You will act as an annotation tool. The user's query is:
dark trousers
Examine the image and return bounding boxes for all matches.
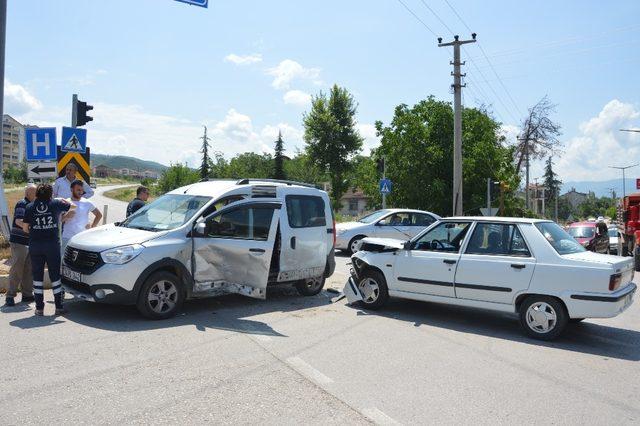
[30,240,62,310]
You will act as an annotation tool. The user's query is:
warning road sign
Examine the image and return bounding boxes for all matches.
[379,178,392,194]
[61,126,87,153]
[57,146,91,183]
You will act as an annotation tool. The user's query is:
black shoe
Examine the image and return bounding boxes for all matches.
[21,296,35,304]
[4,297,15,307]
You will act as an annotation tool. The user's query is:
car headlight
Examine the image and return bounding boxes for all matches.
[101,244,144,264]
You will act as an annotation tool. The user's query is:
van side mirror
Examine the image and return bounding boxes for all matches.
[193,222,207,237]
[403,240,412,250]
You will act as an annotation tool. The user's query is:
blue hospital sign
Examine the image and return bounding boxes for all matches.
[25,128,57,161]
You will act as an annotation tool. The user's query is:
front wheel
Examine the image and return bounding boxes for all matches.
[356,269,389,310]
[347,235,366,255]
[519,296,568,340]
[295,276,325,296]
[136,271,185,320]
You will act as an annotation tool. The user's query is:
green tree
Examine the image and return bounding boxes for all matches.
[199,126,212,179]
[542,156,562,218]
[273,130,286,180]
[157,163,200,194]
[283,151,325,185]
[223,152,273,179]
[374,97,519,216]
[304,84,363,208]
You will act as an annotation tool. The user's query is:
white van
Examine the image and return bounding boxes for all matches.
[61,179,336,319]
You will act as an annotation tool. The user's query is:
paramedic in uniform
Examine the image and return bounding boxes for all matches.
[22,183,75,316]
[53,164,94,199]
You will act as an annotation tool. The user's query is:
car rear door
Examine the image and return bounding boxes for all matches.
[192,200,280,299]
[278,192,328,281]
[392,221,472,298]
[454,222,536,304]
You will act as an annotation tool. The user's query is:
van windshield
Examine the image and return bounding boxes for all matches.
[120,194,211,231]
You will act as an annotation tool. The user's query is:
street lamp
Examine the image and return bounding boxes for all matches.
[609,164,639,199]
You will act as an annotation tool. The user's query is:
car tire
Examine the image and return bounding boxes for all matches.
[295,276,325,296]
[136,271,185,320]
[356,269,389,310]
[519,295,568,340]
[569,318,585,323]
[347,235,366,255]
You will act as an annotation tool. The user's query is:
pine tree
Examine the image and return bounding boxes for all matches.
[199,125,212,179]
[543,156,562,209]
[273,130,286,180]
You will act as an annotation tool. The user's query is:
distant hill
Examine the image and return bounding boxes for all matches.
[91,153,168,174]
[561,178,639,198]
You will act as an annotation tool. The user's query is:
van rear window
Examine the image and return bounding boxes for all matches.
[285,195,326,228]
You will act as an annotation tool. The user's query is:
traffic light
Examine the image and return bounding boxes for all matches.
[376,157,385,175]
[73,96,93,127]
[491,180,501,196]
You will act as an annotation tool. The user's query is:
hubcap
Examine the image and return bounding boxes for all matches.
[525,302,557,333]
[148,280,178,314]
[358,278,380,304]
[351,239,362,253]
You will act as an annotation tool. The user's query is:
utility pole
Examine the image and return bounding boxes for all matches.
[517,136,531,211]
[486,178,491,211]
[438,33,476,216]
[0,0,11,239]
[609,164,638,199]
[382,158,387,209]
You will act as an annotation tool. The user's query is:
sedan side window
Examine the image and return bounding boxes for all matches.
[379,213,411,226]
[412,222,471,252]
[207,207,274,240]
[465,223,531,257]
[412,213,435,227]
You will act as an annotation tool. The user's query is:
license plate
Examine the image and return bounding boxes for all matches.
[62,266,81,282]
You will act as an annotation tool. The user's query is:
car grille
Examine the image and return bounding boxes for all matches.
[64,246,103,274]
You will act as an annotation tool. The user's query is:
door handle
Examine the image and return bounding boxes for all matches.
[443,259,456,265]
[249,248,265,253]
[511,263,526,269]
[290,236,296,249]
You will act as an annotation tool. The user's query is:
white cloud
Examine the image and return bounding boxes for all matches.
[499,123,520,144]
[266,59,321,90]
[260,123,304,153]
[357,123,380,154]
[4,79,42,115]
[224,53,263,65]
[283,90,311,107]
[556,99,640,181]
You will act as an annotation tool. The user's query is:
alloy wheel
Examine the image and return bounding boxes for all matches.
[148,280,178,314]
[358,277,380,304]
[525,301,557,333]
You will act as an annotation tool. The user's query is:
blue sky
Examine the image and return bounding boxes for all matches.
[4,0,640,183]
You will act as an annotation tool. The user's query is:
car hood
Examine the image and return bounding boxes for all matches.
[563,251,628,266]
[359,237,406,252]
[336,221,365,231]
[67,224,164,252]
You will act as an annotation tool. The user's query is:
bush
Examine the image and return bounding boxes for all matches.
[157,164,200,194]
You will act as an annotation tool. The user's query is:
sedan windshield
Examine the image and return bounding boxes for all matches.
[120,194,211,231]
[567,226,595,238]
[358,210,391,224]
[536,222,586,255]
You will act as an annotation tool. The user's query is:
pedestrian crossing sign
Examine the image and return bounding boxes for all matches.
[379,178,392,195]
[61,126,87,153]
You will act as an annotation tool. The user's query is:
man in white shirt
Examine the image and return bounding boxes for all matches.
[61,180,103,251]
[53,164,94,199]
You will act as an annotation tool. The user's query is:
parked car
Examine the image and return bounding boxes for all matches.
[89,181,97,189]
[335,209,441,254]
[61,179,336,319]
[608,225,623,255]
[566,221,610,253]
[343,217,636,340]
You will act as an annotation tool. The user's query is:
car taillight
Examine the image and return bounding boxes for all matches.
[609,273,622,291]
[332,219,336,247]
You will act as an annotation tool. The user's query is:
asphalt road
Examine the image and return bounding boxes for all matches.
[90,184,135,224]
[1,195,639,424]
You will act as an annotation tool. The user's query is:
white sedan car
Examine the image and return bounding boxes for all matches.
[344,217,636,340]
[336,209,441,254]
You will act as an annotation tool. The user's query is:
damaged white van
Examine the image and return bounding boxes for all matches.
[61,179,336,319]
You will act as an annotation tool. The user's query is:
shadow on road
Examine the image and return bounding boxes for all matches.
[39,285,333,338]
[349,298,640,361]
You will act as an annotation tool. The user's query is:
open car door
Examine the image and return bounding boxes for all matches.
[192,200,281,299]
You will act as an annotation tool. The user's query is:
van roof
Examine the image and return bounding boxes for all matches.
[169,179,323,198]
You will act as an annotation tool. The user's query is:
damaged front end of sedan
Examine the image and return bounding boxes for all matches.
[342,237,406,304]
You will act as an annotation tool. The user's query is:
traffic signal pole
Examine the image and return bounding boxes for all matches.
[72,94,78,128]
[382,158,387,209]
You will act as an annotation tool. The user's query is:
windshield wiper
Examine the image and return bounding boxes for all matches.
[128,225,158,232]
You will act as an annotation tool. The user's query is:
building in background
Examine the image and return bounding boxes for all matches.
[93,164,116,178]
[561,188,589,210]
[2,114,25,170]
[339,188,369,217]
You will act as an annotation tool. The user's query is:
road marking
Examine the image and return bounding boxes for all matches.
[362,407,401,425]
[286,356,333,385]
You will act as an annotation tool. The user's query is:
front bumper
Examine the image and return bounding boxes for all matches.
[566,283,636,318]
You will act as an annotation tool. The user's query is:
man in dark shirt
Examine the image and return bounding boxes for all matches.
[23,184,73,316]
[4,184,36,307]
[126,186,150,217]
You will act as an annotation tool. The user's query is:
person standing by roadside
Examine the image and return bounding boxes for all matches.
[3,184,37,307]
[22,183,74,316]
[53,164,94,199]
[126,186,150,217]
[61,180,102,251]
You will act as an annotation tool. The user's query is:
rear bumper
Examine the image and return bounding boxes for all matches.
[565,283,636,318]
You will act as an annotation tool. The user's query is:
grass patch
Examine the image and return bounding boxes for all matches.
[103,186,156,203]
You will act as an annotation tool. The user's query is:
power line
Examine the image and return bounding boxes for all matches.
[395,0,438,37]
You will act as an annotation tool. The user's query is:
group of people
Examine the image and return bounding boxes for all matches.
[3,164,126,316]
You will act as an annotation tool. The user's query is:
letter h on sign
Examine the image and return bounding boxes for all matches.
[25,128,57,161]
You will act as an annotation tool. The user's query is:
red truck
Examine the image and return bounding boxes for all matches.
[621,193,640,270]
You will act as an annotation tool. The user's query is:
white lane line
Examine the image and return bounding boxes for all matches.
[286,356,334,385]
[362,407,401,425]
